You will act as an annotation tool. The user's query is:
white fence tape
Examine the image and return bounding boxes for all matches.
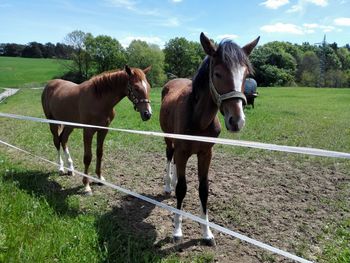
[0,139,313,263]
[0,112,350,159]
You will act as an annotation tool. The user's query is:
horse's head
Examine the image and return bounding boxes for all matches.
[125,65,152,121]
[200,33,259,132]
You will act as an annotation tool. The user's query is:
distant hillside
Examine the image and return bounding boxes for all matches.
[0,56,70,87]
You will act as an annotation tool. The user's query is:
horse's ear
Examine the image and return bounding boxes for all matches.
[143,66,152,74]
[125,65,132,76]
[200,32,216,56]
[242,36,260,56]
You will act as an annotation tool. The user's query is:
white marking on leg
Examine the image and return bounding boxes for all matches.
[173,214,183,238]
[164,160,173,193]
[57,150,64,174]
[171,160,177,189]
[84,182,92,195]
[200,204,214,240]
[99,175,106,181]
[63,147,74,175]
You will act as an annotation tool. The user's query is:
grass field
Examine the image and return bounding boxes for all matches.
[0,86,349,262]
[0,56,69,87]
[2,57,349,262]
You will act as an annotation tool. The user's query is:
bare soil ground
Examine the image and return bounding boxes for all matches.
[65,147,350,263]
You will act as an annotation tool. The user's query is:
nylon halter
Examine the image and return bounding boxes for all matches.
[127,82,151,111]
[208,59,247,108]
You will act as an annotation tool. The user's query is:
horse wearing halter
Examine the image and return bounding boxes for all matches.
[208,58,247,107]
[127,81,151,111]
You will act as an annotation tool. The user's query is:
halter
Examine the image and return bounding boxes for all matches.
[127,82,151,111]
[208,59,247,108]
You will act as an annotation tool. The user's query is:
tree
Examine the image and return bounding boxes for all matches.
[250,43,297,86]
[336,47,350,70]
[164,37,205,78]
[21,42,43,58]
[85,35,126,74]
[126,40,166,86]
[298,51,320,86]
[42,42,56,58]
[3,43,25,57]
[64,30,92,81]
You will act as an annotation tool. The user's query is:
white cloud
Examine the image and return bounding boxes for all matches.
[106,0,136,10]
[260,0,289,9]
[216,34,239,40]
[120,36,164,48]
[303,23,319,29]
[171,0,183,2]
[162,17,180,27]
[334,17,350,26]
[260,23,304,34]
[287,0,328,13]
[308,0,328,6]
[261,22,337,35]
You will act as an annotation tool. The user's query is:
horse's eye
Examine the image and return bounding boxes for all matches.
[214,72,222,79]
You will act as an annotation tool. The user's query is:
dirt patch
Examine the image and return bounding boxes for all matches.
[76,148,350,263]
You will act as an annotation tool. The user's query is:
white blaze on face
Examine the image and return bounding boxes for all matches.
[232,66,246,128]
[141,80,147,92]
[141,79,152,115]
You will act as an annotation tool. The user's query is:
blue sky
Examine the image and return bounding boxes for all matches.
[0,0,349,48]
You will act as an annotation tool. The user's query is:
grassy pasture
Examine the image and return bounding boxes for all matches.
[0,56,69,87]
[0,86,349,262]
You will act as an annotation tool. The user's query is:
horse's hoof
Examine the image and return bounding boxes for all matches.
[84,190,93,196]
[97,176,106,186]
[202,238,216,247]
[58,169,65,176]
[67,170,74,176]
[173,236,183,244]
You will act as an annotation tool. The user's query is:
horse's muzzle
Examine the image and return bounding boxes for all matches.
[141,110,152,121]
[225,115,245,132]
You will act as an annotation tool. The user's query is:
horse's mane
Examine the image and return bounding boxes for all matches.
[192,40,253,97]
[90,69,128,95]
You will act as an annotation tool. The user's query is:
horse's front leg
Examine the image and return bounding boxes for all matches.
[198,148,215,246]
[173,149,190,243]
[96,129,108,182]
[164,138,176,194]
[83,128,96,195]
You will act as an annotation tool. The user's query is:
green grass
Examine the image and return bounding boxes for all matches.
[0,56,69,87]
[0,86,349,262]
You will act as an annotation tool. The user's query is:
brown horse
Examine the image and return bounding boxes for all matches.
[42,65,152,195]
[159,33,259,245]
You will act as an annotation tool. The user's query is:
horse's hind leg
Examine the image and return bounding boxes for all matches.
[60,126,75,176]
[95,129,108,182]
[164,138,176,194]
[49,124,64,175]
[197,149,215,246]
[82,128,96,195]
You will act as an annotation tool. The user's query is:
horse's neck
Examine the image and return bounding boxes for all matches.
[191,64,218,131]
[94,72,128,107]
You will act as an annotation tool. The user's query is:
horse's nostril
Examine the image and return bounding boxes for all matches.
[229,117,234,126]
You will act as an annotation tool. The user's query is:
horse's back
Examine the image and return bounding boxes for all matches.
[160,78,192,134]
[42,79,80,121]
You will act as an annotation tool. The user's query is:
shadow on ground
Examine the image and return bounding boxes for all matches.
[3,169,81,217]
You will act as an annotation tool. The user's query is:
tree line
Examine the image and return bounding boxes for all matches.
[1,30,350,88]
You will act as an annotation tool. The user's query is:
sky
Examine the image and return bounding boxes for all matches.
[0,0,350,48]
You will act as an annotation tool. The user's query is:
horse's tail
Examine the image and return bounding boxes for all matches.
[41,81,57,120]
